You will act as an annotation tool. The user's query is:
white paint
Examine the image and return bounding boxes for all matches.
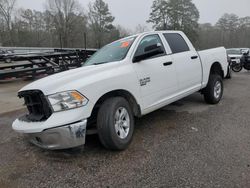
[12,31,228,133]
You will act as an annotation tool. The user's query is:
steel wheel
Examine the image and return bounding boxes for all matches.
[97,97,135,150]
[214,81,222,99]
[114,107,130,139]
[203,74,223,104]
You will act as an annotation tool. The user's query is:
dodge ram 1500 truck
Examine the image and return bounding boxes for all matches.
[13,31,228,150]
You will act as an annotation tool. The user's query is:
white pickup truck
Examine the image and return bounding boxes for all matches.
[13,31,228,150]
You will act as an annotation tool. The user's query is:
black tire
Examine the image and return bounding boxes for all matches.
[97,97,134,150]
[225,66,232,79]
[203,74,223,104]
[232,64,243,72]
[243,63,250,71]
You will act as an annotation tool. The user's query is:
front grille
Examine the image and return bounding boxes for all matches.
[18,90,52,122]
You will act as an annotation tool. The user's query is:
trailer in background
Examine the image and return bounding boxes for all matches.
[0,48,97,80]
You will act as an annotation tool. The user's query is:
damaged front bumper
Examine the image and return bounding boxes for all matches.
[16,120,87,150]
[12,106,91,150]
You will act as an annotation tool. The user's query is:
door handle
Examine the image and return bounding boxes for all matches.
[163,62,173,66]
[191,56,198,59]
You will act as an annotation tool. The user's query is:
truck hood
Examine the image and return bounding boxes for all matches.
[20,62,122,95]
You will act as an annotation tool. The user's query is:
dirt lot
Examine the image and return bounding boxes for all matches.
[0,72,250,188]
[0,61,33,114]
[0,80,32,114]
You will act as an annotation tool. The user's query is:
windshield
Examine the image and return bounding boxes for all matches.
[227,49,242,55]
[85,37,136,66]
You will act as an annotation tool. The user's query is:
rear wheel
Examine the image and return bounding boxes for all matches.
[225,66,232,79]
[243,63,250,71]
[203,74,223,104]
[97,97,134,150]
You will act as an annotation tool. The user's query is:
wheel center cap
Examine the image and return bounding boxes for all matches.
[120,122,123,127]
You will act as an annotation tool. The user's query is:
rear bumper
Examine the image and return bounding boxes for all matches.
[23,120,87,150]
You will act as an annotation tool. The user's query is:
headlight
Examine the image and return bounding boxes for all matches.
[48,91,88,112]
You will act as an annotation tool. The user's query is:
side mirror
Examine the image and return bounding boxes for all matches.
[133,43,164,63]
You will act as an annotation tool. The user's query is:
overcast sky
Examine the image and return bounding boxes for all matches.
[17,0,250,29]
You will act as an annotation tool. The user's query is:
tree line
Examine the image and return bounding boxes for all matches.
[0,0,124,48]
[198,13,250,50]
[0,0,250,49]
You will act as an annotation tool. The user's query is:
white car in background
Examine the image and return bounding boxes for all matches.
[227,48,250,72]
[227,48,243,64]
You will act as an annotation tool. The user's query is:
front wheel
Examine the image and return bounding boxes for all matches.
[232,63,243,72]
[203,74,224,104]
[97,97,134,150]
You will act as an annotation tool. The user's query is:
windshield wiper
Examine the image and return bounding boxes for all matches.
[92,62,108,65]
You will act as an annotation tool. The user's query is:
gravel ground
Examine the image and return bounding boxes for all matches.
[0,79,32,114]
[0,72,250,188]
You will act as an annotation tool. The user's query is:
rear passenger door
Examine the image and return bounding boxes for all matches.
[163,33,202,93]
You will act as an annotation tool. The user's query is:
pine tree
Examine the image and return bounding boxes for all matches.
[148,0,200,42]
[88,0,115,48]
[147,0,169,30]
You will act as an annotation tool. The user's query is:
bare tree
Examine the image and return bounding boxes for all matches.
[0,0,16,45]
[134,24,149,34]
[198,14,250,49]
[116,25,131,38]
[46,0,83,48]
[217,13,240,47]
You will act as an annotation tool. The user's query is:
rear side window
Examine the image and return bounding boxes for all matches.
[163,33,190,54]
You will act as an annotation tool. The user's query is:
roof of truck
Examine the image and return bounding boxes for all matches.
[116,30,183,43]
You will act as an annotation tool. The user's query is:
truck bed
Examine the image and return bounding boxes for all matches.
[198,47,228,88]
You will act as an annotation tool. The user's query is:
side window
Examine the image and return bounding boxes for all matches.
[163,33,190,54]
[134,34,165,59]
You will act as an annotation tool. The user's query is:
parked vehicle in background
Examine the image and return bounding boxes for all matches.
[227,48,244,72]
[227,48,250,72]
[241,48,250,71]
[12,31,228,151]
[241,48,249,55]
[0,49,14,63]
[0,50,7,62]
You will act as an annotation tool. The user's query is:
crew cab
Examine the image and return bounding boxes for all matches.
[12,31,228,150]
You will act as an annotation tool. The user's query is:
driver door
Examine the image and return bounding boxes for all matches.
[132,34,178,111]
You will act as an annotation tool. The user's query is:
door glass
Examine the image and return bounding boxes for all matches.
[134,35,165,59]
[163,33,190,54]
